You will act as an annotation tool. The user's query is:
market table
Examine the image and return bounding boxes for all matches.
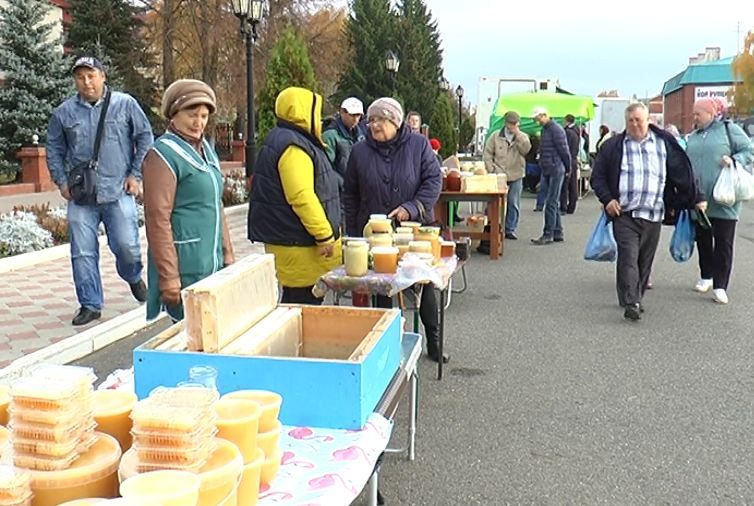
[258,332,421,506]
[434,190,507,260]
[313,256,459,380]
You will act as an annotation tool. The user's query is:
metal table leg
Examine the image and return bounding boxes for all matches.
[437,287,446,380]
[367,469,379,506]
[408,369,417,461]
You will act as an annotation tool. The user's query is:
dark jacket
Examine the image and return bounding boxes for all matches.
[538,120,571,176]
[590,125,703,223]
[249,121,341,246]
[344,125,442,237]
[564,123,580,166]
[323,116,366,181]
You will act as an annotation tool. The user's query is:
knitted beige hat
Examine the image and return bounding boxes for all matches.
[367,97,404,128]
[162,79,217,118]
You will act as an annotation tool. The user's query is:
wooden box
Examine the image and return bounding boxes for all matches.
[133,306,402,430]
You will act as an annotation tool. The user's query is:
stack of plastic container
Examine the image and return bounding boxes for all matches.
[0,465,31,506]
[129,386,218,473]
[9,366,96,472]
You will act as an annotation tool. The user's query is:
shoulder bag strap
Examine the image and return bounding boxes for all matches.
[91,90,112,167]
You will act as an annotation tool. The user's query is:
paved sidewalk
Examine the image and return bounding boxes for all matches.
[0,205,258,367]
[0,191,66,214]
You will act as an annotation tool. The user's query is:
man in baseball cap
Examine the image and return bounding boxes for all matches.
[72,56,105,74]
[323,96,366,181]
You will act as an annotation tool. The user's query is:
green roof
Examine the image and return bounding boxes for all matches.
[662,57,735,95]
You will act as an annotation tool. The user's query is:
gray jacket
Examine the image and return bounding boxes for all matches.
[483,128,531,181]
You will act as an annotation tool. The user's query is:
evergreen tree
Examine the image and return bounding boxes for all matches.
[66,0,157,123]
[394,0,443,124]
[334,0,397,107]
[0,0,72,180]
[431,92,457,158]
[257,27,318,144]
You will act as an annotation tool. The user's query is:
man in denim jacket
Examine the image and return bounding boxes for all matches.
[46,56,154,326]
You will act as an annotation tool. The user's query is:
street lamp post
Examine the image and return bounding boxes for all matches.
[455,84,464,153]
[231,0,265,179]
[385,50,400,95]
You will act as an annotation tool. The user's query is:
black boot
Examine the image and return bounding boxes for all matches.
[426,335,449,363]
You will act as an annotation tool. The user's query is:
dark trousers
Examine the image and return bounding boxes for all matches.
[281,286,323,305]
[560,167,578,213]
[695,218,737,290]
[613,215,661,306]
[376,287,439,344]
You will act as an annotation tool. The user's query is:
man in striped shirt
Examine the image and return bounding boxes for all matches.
[591,103,702,321]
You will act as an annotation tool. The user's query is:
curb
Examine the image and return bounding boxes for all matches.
[0,204,249,274]
[0,306,153,383]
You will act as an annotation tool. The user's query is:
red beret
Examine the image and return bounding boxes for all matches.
[430,138,441,150]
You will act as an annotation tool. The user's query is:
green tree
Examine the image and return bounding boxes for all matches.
[0,0,72,181]
[394,0,443,124]
[431,92,457,158]
[334,0,397,107]
[731,31,754,117]
[66,0,158,122]
[459,109,475,152]
[257,27,318,144]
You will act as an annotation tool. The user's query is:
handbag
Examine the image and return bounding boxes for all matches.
[584,211,617,262]
[67,90,111,206]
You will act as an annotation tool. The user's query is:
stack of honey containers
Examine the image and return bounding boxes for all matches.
[9,365,97,471]
[129,386,218,473]
[217,390,283,505]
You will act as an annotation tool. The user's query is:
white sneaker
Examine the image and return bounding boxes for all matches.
[694,278,713,293]
[713,289,729,304]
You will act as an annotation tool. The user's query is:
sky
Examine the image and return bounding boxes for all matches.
[424,0,754,107]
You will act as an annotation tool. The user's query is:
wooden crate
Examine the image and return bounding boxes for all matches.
[133,306,402,430]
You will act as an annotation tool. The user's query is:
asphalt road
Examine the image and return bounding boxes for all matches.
[71,193,754,505]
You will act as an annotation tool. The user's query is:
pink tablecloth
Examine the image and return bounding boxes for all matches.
[258,413,393,505]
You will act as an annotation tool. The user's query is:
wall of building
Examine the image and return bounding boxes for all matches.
[664,85,698,134]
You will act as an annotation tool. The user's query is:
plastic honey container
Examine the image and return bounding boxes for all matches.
[400,221,421,233]
[237,448,264,506]
[256,420,281,459]
[368,233,393,249]
[259,447,283,486]
[440,241,456,258]
[0,425,8,449]
[213,398,261,464]
[28,432,121,506]
[0,384,9,426]
[371,246,399,274]
[408,240,432,254]
[221,391,281,433]
[91,390,137,453]
[120,470,200,506]
[364,215,392,234]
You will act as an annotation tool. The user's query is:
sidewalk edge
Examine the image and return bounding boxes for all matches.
[0,306,148,383]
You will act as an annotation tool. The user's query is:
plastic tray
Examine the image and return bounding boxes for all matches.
[25,364,96,386]
[10,377,82,409]
[135,458,206,474]
[134,440,214,466]
[146,386,218,408]
[12,436,79,458]
[12,451,79,471]
[9,419,91,443]
[130,404,213,433]
[131,425,217,448]
[9,404,92,425]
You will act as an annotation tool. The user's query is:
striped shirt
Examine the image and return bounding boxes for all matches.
[619,131,667,222]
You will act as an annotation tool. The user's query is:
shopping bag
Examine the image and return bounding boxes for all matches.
[733,162,754,202]
[669,209,695,262]
[584,212,617,262]
[712,165,736,207]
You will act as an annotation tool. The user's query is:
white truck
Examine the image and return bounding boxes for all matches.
[473,76,559,154]
[587,97,630,153]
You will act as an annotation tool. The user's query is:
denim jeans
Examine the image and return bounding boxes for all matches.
[505,178,522,234]
[542,173,564,238]
[536,176,548,210]
[68,194,143,310]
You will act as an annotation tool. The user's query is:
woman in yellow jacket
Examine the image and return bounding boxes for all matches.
[247,87,342,304]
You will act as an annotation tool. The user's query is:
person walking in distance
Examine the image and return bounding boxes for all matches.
[530,107,570,244]
[591,103,701,320]
[561,114,580,214]
[46,56,153,326]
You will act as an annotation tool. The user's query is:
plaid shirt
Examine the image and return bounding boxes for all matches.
[619,131,667,222]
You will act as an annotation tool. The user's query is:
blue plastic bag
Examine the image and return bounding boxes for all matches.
[584,212,617,262]
[669,209,695,262]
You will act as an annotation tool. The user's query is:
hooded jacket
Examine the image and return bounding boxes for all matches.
[247,87,342,287]
[343,124,442,237]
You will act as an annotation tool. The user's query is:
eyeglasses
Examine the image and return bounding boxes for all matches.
[367,117,388,126]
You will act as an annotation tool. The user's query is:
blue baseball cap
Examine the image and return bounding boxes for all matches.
[72,56,105,73]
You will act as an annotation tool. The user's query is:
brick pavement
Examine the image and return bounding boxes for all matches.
[0,205,260,367]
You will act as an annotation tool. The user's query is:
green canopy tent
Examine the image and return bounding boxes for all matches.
[487,92,595,139]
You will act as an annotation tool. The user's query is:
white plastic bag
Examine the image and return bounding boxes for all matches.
[733,163,754,202]
[712,165,736,207]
